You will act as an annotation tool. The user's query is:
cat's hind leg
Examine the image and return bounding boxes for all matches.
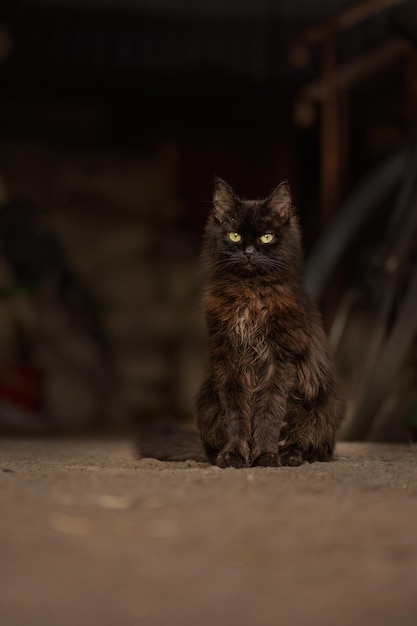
[196,377,226,465]
[279,393,342,466]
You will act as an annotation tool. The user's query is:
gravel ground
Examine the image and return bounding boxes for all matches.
[1,438,417,626]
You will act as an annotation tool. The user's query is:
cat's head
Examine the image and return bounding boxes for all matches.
[202,178,302,280]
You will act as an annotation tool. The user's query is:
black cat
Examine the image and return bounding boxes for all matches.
[138,179,344,467]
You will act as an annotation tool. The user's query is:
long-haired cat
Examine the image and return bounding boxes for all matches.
[196,178,344,467]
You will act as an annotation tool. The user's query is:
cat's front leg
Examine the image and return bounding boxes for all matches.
[217,439,250,469]
[251,402,283,467]
[251,364,296,467]
[216,379,252,468]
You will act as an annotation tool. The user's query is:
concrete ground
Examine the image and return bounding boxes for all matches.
[1,438,417,626]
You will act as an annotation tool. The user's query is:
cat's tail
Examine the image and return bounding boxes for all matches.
[137,418,208,463]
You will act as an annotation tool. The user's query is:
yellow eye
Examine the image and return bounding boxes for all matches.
[260,233,274,244]
[228,232,242,243]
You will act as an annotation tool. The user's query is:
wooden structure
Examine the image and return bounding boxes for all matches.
[291,0,416,225]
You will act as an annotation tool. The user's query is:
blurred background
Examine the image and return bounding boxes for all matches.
[0,0,416,440]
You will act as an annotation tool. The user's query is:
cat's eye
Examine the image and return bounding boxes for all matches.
[228,232,242,243]
[260,233,275,244]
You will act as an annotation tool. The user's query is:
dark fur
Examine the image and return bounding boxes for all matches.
[137,419,207,463]
[196,179,344,468]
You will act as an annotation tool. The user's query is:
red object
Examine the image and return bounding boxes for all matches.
[0,364,43,422]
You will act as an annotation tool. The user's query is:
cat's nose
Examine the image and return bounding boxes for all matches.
[244,245,255,256]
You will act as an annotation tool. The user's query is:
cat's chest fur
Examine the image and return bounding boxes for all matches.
[222,286,280,389]
[232,292,269,348]
[206,283,279,352]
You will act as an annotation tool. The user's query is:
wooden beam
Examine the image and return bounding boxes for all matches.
[320,28,342,223]
[301,0,406,44]
[405,46,417,126]
[297,38,409,106]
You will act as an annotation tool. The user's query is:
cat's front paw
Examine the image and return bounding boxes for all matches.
[217,450,249,469]
[252,452,281,467]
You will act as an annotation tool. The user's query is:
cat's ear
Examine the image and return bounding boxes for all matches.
[213,178,237,223]
[267,182,293,220]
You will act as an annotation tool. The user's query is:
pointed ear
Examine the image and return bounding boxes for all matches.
[213,178,237,223]
[267,182,293,220]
